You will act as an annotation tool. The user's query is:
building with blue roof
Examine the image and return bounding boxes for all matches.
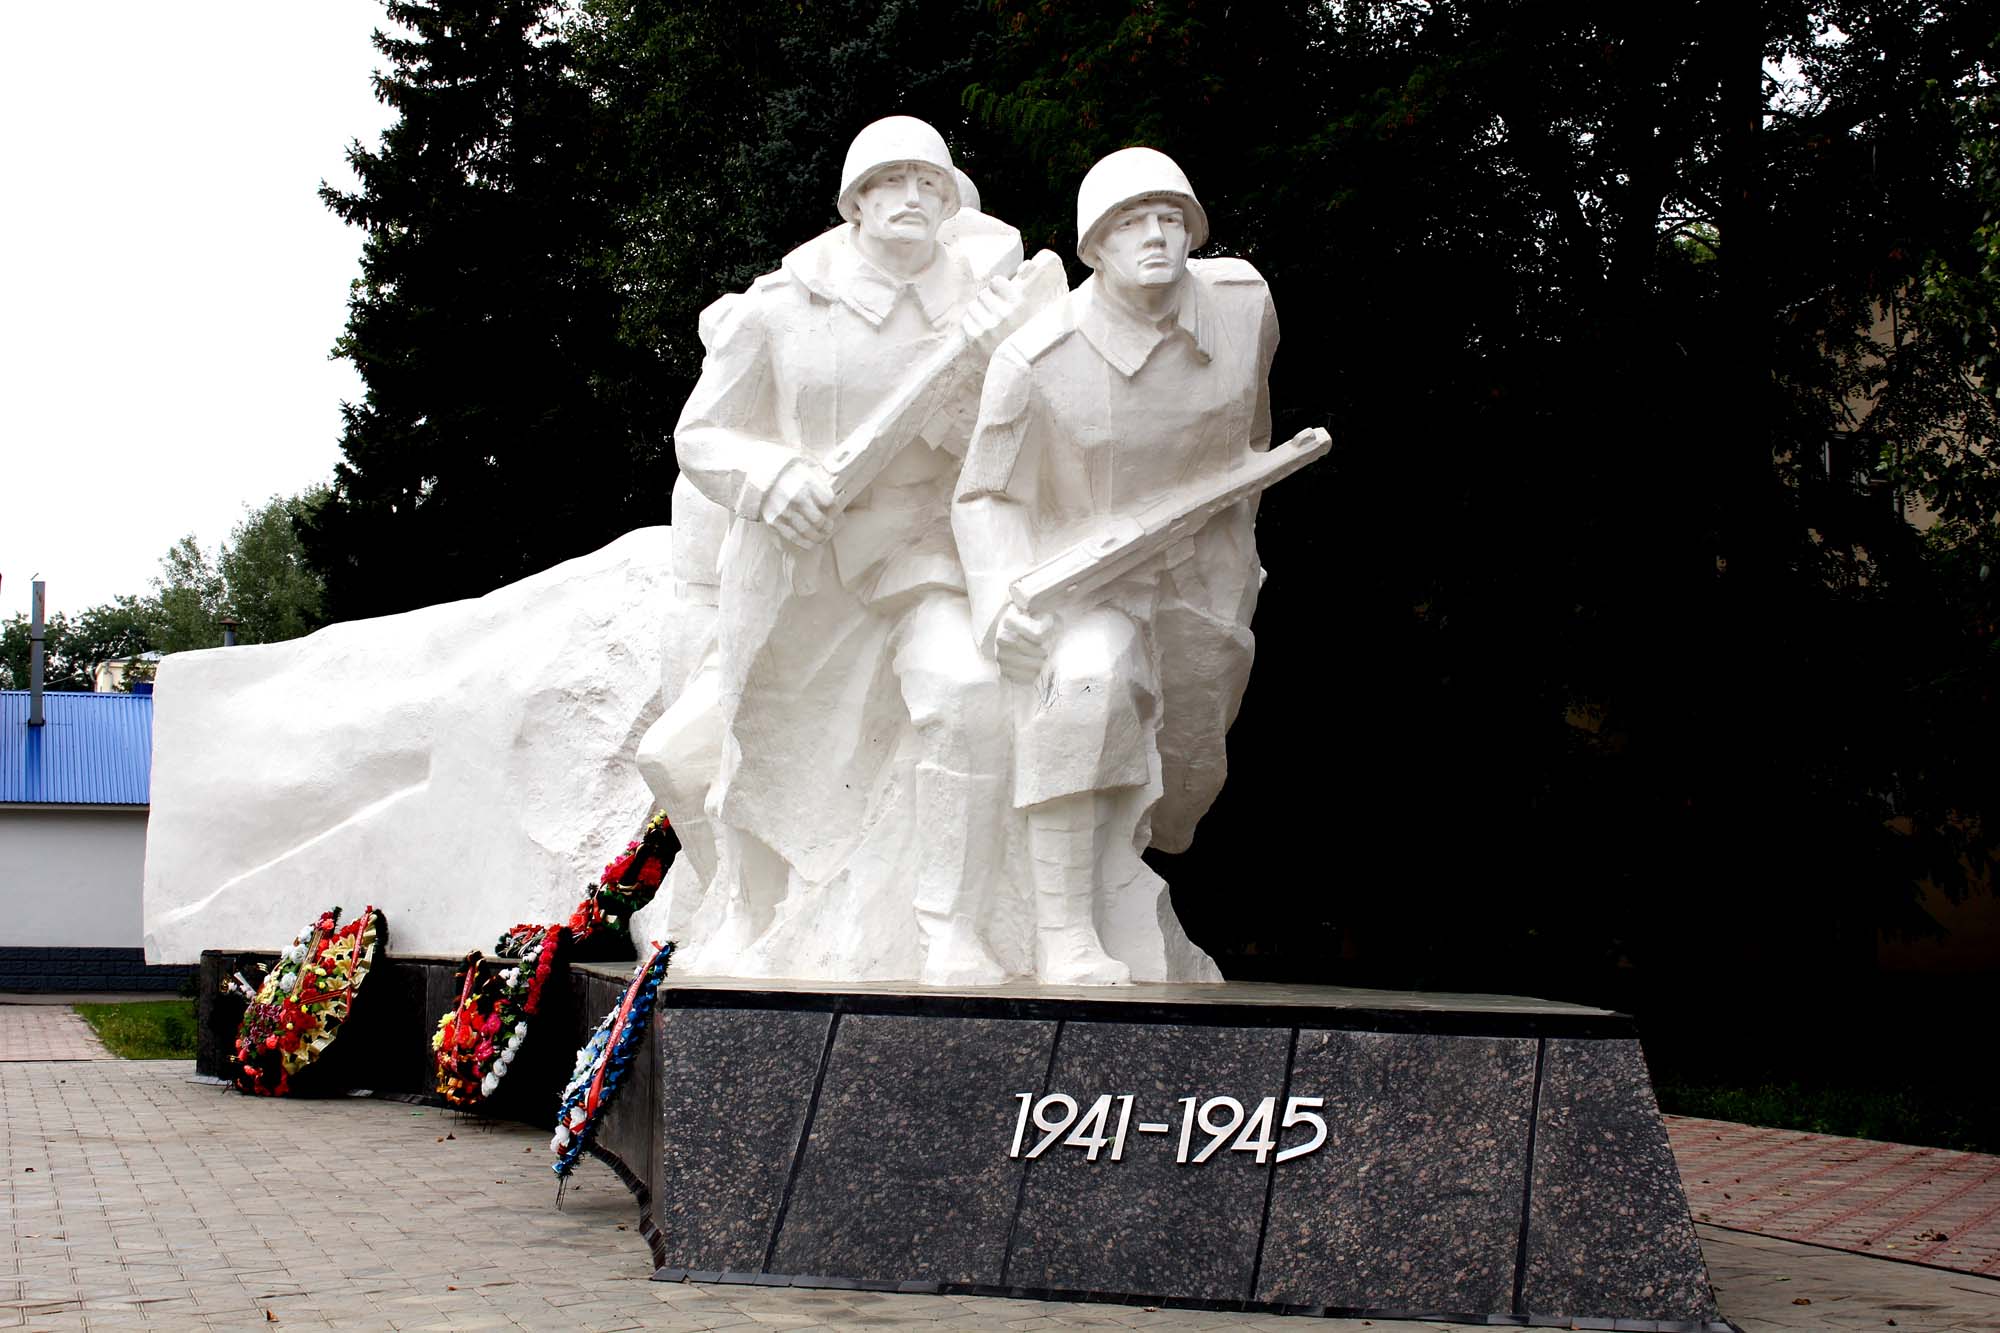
[1,689,191,991]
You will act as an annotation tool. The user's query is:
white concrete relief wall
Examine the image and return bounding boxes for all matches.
[142,527,682,963]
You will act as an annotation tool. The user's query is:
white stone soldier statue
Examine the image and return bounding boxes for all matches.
[669,116,1045,984]
[954,148,1275,985]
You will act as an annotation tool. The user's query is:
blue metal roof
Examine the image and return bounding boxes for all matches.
[0,690,153,805]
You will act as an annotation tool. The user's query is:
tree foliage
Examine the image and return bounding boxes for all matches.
[0,599,153,693]
[148,490,331,651]
[942,0,2000,982]
[298,0,1999,984]
[301,0,670,619]
[0,491,329,689]
[148,534,226,656]
[220,489,330,646]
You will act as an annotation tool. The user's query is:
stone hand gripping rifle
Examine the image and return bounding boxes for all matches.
[1007,426,1333,617]
[788,250,1070,594]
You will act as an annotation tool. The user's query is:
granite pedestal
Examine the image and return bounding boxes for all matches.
[196,958,1724,1328]
[647,979,1727,1331]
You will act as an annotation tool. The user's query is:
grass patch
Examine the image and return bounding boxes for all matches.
[1656,1080,1998,1156]
[74,1000,197,1059]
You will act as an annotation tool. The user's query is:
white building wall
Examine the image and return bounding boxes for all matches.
[0,808,149,948]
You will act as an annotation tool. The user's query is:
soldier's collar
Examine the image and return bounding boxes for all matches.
[1073,273,1213,378]
[782,226,968,329]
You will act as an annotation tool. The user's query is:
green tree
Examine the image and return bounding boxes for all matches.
[151,491,330,649]
[958,0,1999,978]
[220,489,329,644]
[0,598,152,692]
[147,534,225,654]
[1,489,331,689]
[301,0,669,620]
[285,0,1995,993]
[572,0,1014,400]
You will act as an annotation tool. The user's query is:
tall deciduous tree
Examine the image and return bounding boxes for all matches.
[1,489,331,687]
[0,599,152,693]
[221,489,330,645]
[147,535,226,654]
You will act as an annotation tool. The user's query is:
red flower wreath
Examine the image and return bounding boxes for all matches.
[230,906,386,1097]
[431,811,677,1109]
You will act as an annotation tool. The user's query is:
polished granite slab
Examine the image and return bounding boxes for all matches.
[1256,1030,1536,1312]
[646,986,1720,1329]
[769,1014,1055,1284]
[650,975,1629,1038]
[1005,1021,1291,1299]
[657,974,1618,1012]
[656,1008,831,1273]
[1521,1038,1722,1324]
[196,953,1717,1327]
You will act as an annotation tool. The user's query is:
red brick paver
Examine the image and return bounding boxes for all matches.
[0,1005,111,1062]
[1670,1113,2000,1277]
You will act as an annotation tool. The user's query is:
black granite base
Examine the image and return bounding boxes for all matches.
[192,957,1726,1329]
[647,980,1728,1331]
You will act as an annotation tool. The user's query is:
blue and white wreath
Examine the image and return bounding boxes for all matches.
[551,939,674,1181]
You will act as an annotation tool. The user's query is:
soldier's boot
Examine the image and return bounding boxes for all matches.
[913,764,1007,986]
[1029,796,1130,986]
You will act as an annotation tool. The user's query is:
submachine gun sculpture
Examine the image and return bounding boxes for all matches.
[1008,425,1332,616]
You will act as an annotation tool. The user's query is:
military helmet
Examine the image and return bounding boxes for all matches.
[953,167,982,214]
[836,116,962,224]
[1074,146,1209,261]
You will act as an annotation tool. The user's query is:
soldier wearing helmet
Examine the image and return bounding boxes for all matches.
[953,147,1277,985]
[669,116,1043,985]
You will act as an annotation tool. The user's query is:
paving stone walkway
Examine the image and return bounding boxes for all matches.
[0,1006,109,1063]
[5,1058,2000,1330]
[1670,1115,2000,1278]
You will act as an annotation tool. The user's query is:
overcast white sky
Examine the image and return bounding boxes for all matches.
[0,3,397,624]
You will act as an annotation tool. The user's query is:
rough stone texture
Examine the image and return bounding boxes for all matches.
[1522,1037,1720,1322]
[655,1007,832,1274]
[1256,1030,1537,1313]
[1006,1021,1290,1299]
[143,527,681,964]
[771,1013,1055,1284]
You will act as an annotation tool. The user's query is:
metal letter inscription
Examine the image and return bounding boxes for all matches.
[1008,1093,1327,1165]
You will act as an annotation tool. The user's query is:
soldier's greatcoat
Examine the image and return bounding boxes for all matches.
[954,257,1278,849]
[675,223,1014,894]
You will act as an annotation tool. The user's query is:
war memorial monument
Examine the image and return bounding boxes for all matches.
[152,117,1724,1328]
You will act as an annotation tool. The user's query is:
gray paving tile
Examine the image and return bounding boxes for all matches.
[12,1059,2000,1331]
